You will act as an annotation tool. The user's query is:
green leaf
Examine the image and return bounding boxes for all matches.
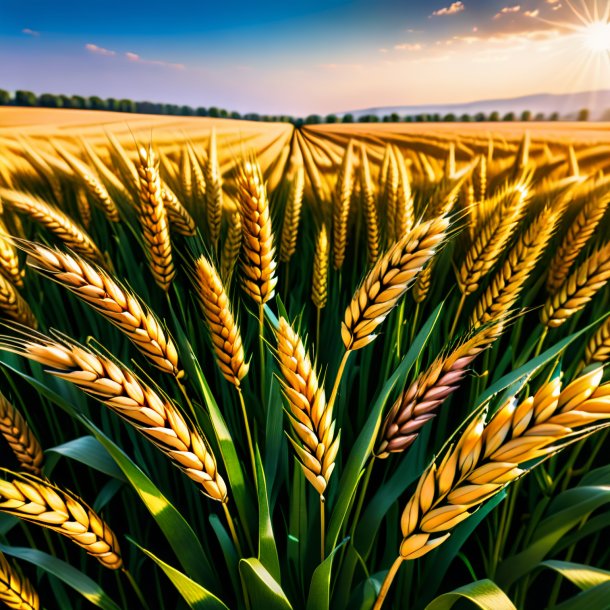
[239,558,293,610]
[424,579,517,610]
[132,539,230,610]
[256,447,281,581]
[45,436,126,481]
[305,538,348,610]
[552,582,610,610]
[0,545,121,610]
[539,561,610,590]
[327,302,444,551]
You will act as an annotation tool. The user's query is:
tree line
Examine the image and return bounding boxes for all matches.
[0,89,595,124]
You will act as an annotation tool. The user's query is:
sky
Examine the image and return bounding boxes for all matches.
[0,0,609,115]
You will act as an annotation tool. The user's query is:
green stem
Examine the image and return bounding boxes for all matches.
[449,292,466,338]
[259,303,266,407]
[316,307,322,353]
[177,378,199,423]
[373,556,404,610]
[238,387,257,486]
[327,351,351,416]
[409,302,420,344]
[123,568,150,610]
[320,496,326,562]
[533,326,549,358]
[223,502,243,557]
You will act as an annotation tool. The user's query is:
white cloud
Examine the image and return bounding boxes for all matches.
[524,9,539,17]
[494,5,521,18]
[125,52,185,70]
[22,28,39,36]
[85,43,116,57]
[394,43,423,51]
[430,2,465,17]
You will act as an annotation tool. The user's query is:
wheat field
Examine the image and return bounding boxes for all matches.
[0,107,610,609]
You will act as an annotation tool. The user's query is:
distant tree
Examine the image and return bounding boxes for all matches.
[382,115,391,122]
[549,111,560,121]
[117,99,135,112]
[71,95,87,109]
[577,108,590,121]
[415,113,428,122]
[460,113,471,122]
[195,107,208,116]
[59,95,73,108]
[342,113,354,123]
[474,112,486,122]
[38,93,62,108]
[219,109,228,118]
[88,96,106,110]
[389,112,400,122]
[305,114,322,124]
[404,115,414,122]
[503,112,515,121]
[293,117,304,127]
[179,105,193,116]
[431,113,440,122]
[489,111,500,122]
[0,89,10,105]
[244,113,260,121]
[443,113,456,122]
[230,111,241,119]
[534,112,545,121]
[208,106,220,118]
[106,98,118,111]
[601,108,610,121]
[14,90,37,106]
[520,110,532,121]
[164,104,180,115]
[325,114,338,123]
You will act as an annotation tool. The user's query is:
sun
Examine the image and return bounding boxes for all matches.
[583,20,610,52]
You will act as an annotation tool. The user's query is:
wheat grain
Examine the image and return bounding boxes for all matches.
[394,147,415,240]
[333,141,354,270]
[0,471,122,570]
[279,166,305,263]
[312,224,330,310]
[0,221,24,288]
[220,210,242,283]
[22,241,182,376]
[342,215,450,351]
[236,158,278,304]
[136,145,175,291]
[474,155,487,204]
[383,147,399,243]
[360,146,380,264]
[205,129,223,247]
[0,188,105,266]
[276,317,340,497]
[546,192,610,294]
[0,551,39,610]
[0,274,36,328]
[193,255,249,386]
[161,185,196,236]
[583,317,610,367]
[75,188,91,229]
[541,241,610,328]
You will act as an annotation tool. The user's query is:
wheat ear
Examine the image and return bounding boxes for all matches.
[342,215,450,351]
[236,158,278,305]
[0,551,39,610]
[582,317,610,368]
[471,206,559,328]
[0,471,122,570]
[23,241,182,376]
[136,145,176,291]
[106,133,139,193]
[0,274,37,328]
[360,146,380,264]
[546,192,610,294]
[0,330,227,502]
[0,188,104,266]
[0,221,24,288]
[221,210,243,283]
[180,146,194,202]
[193,255,249,386]
[376,322,503,458]
[187,142,206,204]
[279,166,305,263]
[276,317,340,497]
[394,147,415,240]
[383,147,399,243]
[333,141,354,270]
[205,129,223,247]
[541,241,610,328]
[457,185,527,295]
[75,187,91,229]
[161,185,196,236]
[312,224,330,310]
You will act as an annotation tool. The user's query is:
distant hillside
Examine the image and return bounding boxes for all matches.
[343,89,610,120]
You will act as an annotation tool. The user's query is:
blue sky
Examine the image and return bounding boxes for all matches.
[0,0,608,114]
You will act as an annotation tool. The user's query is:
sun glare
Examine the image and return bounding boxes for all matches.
[583,20,610,52]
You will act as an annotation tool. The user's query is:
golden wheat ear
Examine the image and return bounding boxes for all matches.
[342,215,450,351]
[205,129,223,248]
[0,470,122,570]
[279,166,305,264]
[582,316,610,368]
[0,551,39,610]
[0,273,37,329]
[360,146,380,263]
[220,210,243,283]
[161,184,196,236]
[20,239,182,377]
[0,220,24,288]
[312,224,330,310]
[0,392,44,475]
[333,141,354,271]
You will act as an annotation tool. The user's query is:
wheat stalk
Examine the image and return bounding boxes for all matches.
[0,551,39,610]
[0,188,105,266]
[0,221,24,288]
[333,141,354,270]
[0,330,227,502]
[546,192,610,294]
[136,145,176,291]
[279,166,305,264]
[0,274,37,328]
[276,317,340,497]
[376,322,503,458]
[471,206,559,328]
[22,240,182,376]
[342,215,450,351]
[205,129,223,247]
[374,365,610,609]
[0,471,123,570]
[220,210,243,283]
[236,158,278,305]
[312,224,330,310]
[541,241,610,328]
[106,133,139,193]
[193,255,249,386]
[0,392,44,475]
[161,185,196,236]
[360,146,380,264]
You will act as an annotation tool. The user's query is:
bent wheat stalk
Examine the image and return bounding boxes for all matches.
[22,241,182,376]
[0,330,227,502]
[0,392,44,475]
[0,471,123,570]
[374,365,610,609]
[0,551,39,610]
